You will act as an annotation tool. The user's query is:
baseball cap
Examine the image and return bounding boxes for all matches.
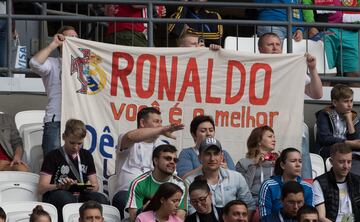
[199,138,222,154]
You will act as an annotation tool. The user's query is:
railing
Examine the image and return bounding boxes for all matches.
[1,0,360,83]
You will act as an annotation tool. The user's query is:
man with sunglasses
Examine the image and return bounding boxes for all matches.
[125,144,187,222]
[185,138,255,220]
[113,107,184,219]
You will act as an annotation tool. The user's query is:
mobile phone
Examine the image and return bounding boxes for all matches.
[68,183,94,193]
[198,37,205,45]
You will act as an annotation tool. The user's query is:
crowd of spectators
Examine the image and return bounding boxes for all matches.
[1,1,360,222]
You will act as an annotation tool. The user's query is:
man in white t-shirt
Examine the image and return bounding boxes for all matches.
[312,142,360,222]
[112,106,184,219]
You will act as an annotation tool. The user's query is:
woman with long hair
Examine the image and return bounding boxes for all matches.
[29,205,51,222]
[258,147,313,218]
[236,125,277,203]
[136,182,183,222]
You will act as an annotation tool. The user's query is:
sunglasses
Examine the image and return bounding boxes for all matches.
[161,156,179,163]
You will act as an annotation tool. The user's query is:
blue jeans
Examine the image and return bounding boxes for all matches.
[112,190,128,219]
[257,26,287,42]
[42,121,61,156]
[301,132,313,179]
[43,190,109,222]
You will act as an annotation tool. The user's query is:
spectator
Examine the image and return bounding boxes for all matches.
[302,0,360,84]
[0,112,28,171]
[177,115,235,178]
[29,205,51,222]
[236,125,277,204]
[185,138,255,218]
[168,0,223,46]
[313,143,360,222]
[112,107,184,219]
[261,181,305,222]
[126,144,187,222]
[315,84,360,168]
[258,32,323,179]
[258,148,313,218]
[186,176,223,222]
[258,32,323,100]
[177,31,222,50]
[29,26,78,156]
[222,200,249,222]
[104,4,165,47]
[79,201,104,222]
[38,119,108,222]
[296,205,319,222]
[255,0,304,42]
[135,183,183,222]
[0,207,6,222]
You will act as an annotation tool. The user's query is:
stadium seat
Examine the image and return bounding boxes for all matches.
[224,35,289,53]
[1,201,57,222]
[21,124,44,172]
[283,39,337,75]
[310,153,325,178]
[0,171,40,202]
[325,157,332,172]
[14,110,45,134]
[62,203,120,222]
[224,36,260,53]
[107,174,117,204]
[302,122,310,157]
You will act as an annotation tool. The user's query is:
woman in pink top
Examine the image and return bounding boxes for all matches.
[136,183,184,222]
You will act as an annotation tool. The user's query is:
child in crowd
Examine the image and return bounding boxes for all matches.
[316,84,360,176]
[30,205,52,222]
[135,183,183,222]
[38,119,108,222]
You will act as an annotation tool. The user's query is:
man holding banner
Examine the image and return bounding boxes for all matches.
[29,26,78,156]
[113,107,184,219]
[258,32,323,179]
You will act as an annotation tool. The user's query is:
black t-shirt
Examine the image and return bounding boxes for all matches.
[41,148,96,184]
[185,207,223,222]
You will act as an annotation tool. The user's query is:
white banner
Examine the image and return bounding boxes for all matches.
[62,37,306,178]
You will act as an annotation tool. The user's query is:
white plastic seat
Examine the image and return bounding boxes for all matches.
[0,171,40,202]
[1,201,57,222]
[224,36,260,53]
[224,35,288,53]
[21,124,44,172]
[310,153,325,178]
[62,203,120,222]
[107,174,117,204]
[283,39,337,75]
[14,110,45,134]
[325,157,332,172]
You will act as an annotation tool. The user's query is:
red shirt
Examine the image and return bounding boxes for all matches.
[107,4,147,35]
[0,144,11,161]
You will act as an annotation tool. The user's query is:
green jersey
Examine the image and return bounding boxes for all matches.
[125,171,187,211]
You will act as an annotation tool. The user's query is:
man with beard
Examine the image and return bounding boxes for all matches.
[125,144,187,222]
[185,138,255,220]
[313,143,360,222]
